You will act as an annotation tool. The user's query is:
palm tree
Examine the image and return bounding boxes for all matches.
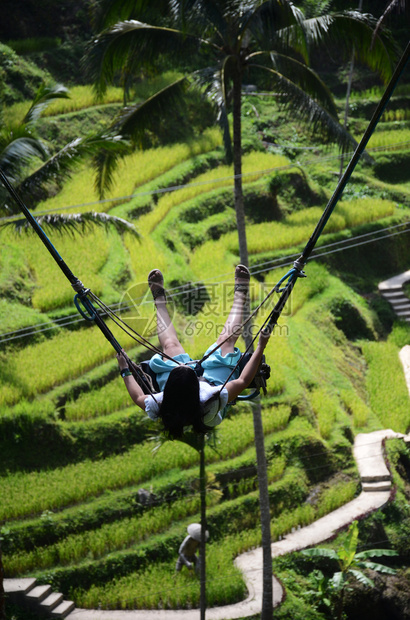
[85,0,395,265]
[302,520,398,620]
[85,4,395,618]
[0,82,138,237]
[373,0,408,42]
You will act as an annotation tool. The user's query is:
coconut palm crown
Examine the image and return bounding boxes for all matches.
[0,82,138,237]
[86,0,396,264]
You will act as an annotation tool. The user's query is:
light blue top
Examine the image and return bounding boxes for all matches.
[148,342,241,391]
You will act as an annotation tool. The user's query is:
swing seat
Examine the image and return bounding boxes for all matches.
[135,355,270,401]
[138,360,160,393]
[236,353,270,400]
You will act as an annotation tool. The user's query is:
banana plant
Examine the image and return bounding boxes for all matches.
[302,520,398,619]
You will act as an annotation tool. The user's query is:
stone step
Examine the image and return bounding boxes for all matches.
[40,592,64,613]
[396,310,410,318]
[391,302,410,310]
[379,284,402,292]
[26,584,53,605]
[384,297,409,305]
[381,291,407,298]
[51,600,76,618]
[3,578,37,596]
[362,480,392,492]
[361,473,391,483]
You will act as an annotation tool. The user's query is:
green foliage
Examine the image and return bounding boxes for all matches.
[301,520,398,620]
[72,539,246,610]
[339,390,371,429]
[0,412,75,473]
[310,388,343,440]
[388,320,410,349]
[362,339,410,433]
[1,29,410,613]
[373,150,410,183]
[268,168,326,214]
[329,297,375,341]
[0,43,51,104]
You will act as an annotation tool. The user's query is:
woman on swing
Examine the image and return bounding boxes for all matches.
[117,265,270,438]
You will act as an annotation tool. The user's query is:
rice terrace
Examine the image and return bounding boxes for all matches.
[0,2,410,620]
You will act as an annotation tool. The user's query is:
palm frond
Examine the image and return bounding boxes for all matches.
[84,20,204,97]
[194,64,233,161]
[23,83,70,126]
[250,51,337,116]
[304,12,397,83]
[0,137,49,181]
[149,426,219,454]
[18,134,129,205]
[110,78,189,145]
[249,61,357,153]
[1,212,139,237]
[185,0,229,43]
[92,149,125,201]
[92,0,170,30]
[247,0,308,61]
[372,0,407,44]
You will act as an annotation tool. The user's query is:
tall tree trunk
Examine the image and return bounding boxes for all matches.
[199,437,207,620]
[232,67,248,267]
[232,65,273,620]
[251,399,273,620]
[339,0,363,179]
[0,542,6,620]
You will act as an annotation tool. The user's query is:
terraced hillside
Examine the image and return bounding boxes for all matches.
[1,81,410,618]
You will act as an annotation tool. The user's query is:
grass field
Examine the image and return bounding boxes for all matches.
[1,69,410,616]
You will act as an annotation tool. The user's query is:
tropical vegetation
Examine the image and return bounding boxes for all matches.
[0,2,409,620]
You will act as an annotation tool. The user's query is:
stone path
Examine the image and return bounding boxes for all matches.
[6,272,410,619]
[6,429,409,620]
[399,345,410,398]
[378,269,410,323]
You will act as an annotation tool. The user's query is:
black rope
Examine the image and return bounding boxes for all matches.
[297,40,410,269]
[88,291,183,365]
[1,42,408,381]
[0,169,124,353]
[263,41,410,334]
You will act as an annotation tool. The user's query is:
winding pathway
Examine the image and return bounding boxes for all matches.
[6,429,409,620]
[6,273,410,619]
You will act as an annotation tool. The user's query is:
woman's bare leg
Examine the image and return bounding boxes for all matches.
[149,270,185,358]
[217,265,250,355]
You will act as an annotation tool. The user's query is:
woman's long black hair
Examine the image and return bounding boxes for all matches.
[158,366,211,439]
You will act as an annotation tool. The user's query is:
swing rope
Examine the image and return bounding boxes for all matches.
[0,43,408,395]
[213,41,410,392]
[87,290,184,365]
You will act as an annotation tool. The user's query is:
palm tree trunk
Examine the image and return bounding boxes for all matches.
[232,65,273,620]
[199,437,207,620]
[251,399,273,620]
[339,0,363,179]
[0,542,6,620]
[232,68,248,267]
